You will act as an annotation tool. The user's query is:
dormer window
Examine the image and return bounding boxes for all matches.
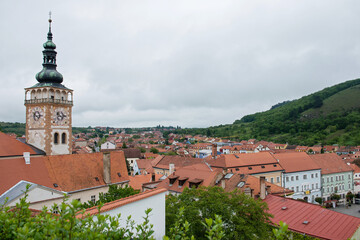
[178,177,188,187]
[168,175,179,186]
[189,179,203,189]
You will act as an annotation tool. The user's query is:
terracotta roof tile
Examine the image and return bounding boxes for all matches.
[208,152,278,168]
[128,174,163,190]
[0,156,54,194]
[264,194,360,240]
[274,152,320,173]
[0,132,38,157]
[0,151,129,195]
[310,153,353,174]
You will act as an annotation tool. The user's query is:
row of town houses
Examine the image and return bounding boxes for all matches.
[1,131,360,239]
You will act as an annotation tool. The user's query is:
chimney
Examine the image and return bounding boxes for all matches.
[103,152,111,184]
[212,143,217,159]
[169,163,175,175]
[23,152,30,164]
[221,179,226,189]
[151,173,156,182]
[260,176,266,200]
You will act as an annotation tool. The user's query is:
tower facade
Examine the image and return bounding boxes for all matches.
[25,17,73,155]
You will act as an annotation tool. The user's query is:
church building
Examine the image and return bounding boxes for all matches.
[24,17,73,155]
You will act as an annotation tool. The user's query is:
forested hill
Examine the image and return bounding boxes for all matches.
[177,78,360,146]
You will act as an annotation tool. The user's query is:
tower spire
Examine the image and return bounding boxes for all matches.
[35,13,63,84]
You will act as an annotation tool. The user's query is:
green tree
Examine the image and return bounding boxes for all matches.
[0,186,154,240]
[122,142,128,148]
[166,186,272,240]
[150,147,159,154]
[82,185,139,209]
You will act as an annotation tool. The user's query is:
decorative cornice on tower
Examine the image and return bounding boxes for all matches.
[35,13,64,85]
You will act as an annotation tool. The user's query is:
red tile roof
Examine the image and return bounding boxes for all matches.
[0,132,38,157]
[77,188,167,218]
[128,174,163,190]
[310,153,353,174]
[274,152,320,173]
[0,151,129,194]
[264,194,360,240]
[0,156,54,194]
[208,152,278,168]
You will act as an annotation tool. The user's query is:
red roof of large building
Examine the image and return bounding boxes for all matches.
[310,153,353,174]
[274,152,320,173]
[0,151,129,195]
[0,132,39,157]
[208,152,278,168]
[264,194,360,240]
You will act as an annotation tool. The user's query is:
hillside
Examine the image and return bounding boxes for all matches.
[177,78,360,146]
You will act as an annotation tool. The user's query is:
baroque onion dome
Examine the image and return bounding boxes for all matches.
[35,16,63,84]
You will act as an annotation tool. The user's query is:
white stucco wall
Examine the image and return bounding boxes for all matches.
[97,191,166,240]
[283,169,322,203]
[28,130,46,150]
[50,128,70,155]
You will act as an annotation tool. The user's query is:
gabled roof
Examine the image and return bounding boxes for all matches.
[264,194,360,240]
[274,152,320,173]
[77,188,167,218]
[156,163,220,193]
[128,174,163,190]
[43,151,129,192]
[153,156,203,170]
[0,132,40,157]
[208,152,278,168]
[310,153,353,174]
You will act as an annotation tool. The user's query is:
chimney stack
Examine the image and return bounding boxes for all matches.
[212,143,217,159]
[169,163,175,175]
[260,176,266,200]
[23,152,30,164]
[103,152,111,184]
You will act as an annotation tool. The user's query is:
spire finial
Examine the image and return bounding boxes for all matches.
[48,11,52,31]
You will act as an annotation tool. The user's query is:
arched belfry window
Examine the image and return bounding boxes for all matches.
[54,133,59,144]
[62,133,66,144]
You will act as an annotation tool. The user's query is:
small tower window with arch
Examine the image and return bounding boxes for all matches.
[54,132,59,144]
[61,133,66,144]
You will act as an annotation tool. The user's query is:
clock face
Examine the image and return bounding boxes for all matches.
[30,107,44,126]
[53,108,68,125]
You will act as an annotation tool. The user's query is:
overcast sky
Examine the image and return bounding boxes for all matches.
[1,1,359,128]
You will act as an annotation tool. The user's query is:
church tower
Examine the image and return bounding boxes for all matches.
[25,15,73,155]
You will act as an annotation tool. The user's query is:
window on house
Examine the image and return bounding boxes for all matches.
[331,186,333,192]
[91,195,96,204]
[327,177,329,183]
[271,178,274,183]
[322,178,324,183]
[286,177,289,182]
[315,173,318,178]
[349,174,351,179]
[336,176,338,181]
[311,174,314,178]
[276,177,280,183]
[61,133,66,144]
[296,176,299,181]
[303,175,307,180]
[291,176,294,181]
[54,133,59,144]
[331,177,333,182]
[312,184,314,189]
[296,186,299,192]
[342,175,344,180]
[316,183,318,189]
